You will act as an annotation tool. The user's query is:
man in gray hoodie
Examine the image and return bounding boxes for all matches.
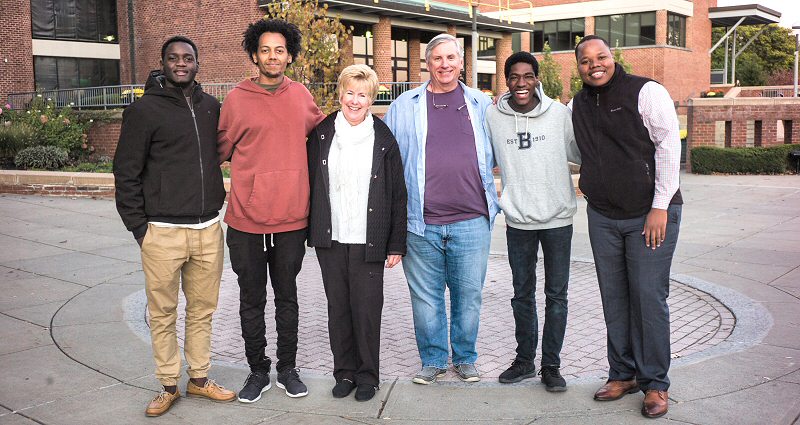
[486,51,580,391]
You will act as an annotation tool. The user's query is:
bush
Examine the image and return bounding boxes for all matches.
[14,96,90,157]
[0,123,37,157]
[691,144,800,174]
[14,145,69,170]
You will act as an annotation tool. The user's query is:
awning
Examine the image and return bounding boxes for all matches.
[708,4,781,27]
[258,0,535,33]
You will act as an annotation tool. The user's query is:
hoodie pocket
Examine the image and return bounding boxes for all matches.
[499,182,573,225]
[243,170,310,225]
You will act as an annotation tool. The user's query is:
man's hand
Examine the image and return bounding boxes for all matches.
[385,254,402,269]
[136,236,144,248]
[642,208,668,250]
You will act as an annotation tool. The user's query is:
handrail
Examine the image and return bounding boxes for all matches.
[6,81,424,110]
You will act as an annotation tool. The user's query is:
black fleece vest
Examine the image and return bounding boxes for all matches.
[572,64,682,220]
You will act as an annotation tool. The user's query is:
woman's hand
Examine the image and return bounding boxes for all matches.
[385,254,402,268]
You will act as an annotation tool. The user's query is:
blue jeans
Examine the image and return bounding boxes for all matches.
[587,204,682,391]
[506,224,572,367]
[403,216,491,369]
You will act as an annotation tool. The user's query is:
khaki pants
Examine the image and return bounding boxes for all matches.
[141,222,223,386]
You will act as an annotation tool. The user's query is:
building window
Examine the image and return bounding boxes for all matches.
[350,22,374,67]
[392,28,409,82]
[595,12,656,48]
[667,13,686,47]
[34,56,120,90]
[512,33,521,53]
[532,18,584,52]
[477,73,492,92]
[478,36,496,57]
[31,0,118,43]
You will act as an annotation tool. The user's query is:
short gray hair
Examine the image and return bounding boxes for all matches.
[425,33,464,64]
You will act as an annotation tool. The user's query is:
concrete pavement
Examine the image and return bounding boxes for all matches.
[1,172,799,424]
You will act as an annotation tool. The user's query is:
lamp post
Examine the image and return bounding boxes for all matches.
[793,25,799,97]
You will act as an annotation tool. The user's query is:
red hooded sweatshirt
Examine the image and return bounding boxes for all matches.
[218,77,324,234]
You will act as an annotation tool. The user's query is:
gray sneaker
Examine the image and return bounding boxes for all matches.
[412,366,447,385]
[454,363,480,382]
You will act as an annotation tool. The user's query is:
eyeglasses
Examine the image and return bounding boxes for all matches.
[432,92,467,110]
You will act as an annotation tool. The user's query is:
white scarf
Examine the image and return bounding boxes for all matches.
[330,111,374,242]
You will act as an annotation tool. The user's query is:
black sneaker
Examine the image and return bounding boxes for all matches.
[277,368,308,398]
[331,379,356,398]
[355,384,377,401]
[539,365,567,392]
[237,371,271,403]
[498,360,537,383]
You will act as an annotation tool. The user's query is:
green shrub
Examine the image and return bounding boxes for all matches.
[0,123,37,157]
[14,145,69,170]
[14,96,89,157]
[691,144,800,174]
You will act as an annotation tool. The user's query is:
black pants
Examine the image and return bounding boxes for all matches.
[587,205,681,391]
[316,242,384,386]
[226,226,306,373]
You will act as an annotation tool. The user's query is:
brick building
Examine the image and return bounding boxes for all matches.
[1,0,534,105]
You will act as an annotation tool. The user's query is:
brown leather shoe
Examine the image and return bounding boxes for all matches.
[186,379,236,402]
[642,390,669,418]
[593,379,639,401]
[145,390,180,417]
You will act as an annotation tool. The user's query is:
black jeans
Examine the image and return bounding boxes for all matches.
[506,224,572,367]
[316,242,384,386]
[587,205,682,391]
[226,226,306,373]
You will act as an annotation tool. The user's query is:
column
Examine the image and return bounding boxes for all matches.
[409,29,421,82]
[373,16,393,82]
[495,33,513,94]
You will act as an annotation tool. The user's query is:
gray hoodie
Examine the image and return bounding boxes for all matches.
[485,84,581,230]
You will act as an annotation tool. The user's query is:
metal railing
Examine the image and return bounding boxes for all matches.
[6,81,423,110]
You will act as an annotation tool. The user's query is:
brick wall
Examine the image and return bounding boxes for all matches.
[686,97,800,171]
[87,117,124,158]
[125,1,264,85]
[1,0,34,104]
[495,34,513,94]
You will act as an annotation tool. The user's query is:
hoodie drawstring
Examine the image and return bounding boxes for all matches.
[262,234,273,252]
[513,113,531,137]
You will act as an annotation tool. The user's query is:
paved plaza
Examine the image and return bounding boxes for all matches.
[1,172,799,424]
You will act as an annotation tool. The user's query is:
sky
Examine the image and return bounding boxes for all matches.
[716,0,800,28]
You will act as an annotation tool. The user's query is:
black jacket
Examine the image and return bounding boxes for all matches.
[572,64,682,219]
[113,76,226,239]
[307,112,407,262]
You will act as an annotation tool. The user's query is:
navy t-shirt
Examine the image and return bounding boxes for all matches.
[423,85,488,225]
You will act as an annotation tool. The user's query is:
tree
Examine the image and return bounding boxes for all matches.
[711,24,795,86]
[262,0,350,113]
[613,41,633,73]
[569,35,583,98]
[569,68,583,98]
[539,42,563,100]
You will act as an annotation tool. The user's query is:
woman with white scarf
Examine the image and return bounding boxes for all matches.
[307,64,407,402]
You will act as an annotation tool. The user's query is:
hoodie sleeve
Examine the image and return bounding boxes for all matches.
[113,104,151,240]
[564,109,581,165]
[217,90,239,164]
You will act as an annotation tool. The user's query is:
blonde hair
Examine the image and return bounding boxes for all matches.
[337,64,379,102]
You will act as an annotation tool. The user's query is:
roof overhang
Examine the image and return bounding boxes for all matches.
[708,4,781,27]
[258,0,534,33]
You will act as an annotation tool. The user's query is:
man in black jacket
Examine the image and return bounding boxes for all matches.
[114,36,235,417]
[571,35,682,419]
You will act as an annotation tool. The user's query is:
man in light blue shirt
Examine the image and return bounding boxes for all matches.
[384,33,499,384]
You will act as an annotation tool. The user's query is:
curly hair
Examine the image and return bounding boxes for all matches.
[504,51,539,78]
[242,19,302,60]
[161,36,198,61]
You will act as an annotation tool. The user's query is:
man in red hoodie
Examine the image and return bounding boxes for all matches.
[217,19,324,402]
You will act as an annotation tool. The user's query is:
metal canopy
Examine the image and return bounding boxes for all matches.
[258,0,534,33]
[708,4,781,27]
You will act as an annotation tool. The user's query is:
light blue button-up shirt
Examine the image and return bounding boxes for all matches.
[384,80,500,236]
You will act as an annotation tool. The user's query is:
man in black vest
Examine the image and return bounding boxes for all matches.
[571,35,682,419]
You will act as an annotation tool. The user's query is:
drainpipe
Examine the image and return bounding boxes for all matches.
[128,0,137,84]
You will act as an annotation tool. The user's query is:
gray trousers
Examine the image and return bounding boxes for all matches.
[587,204,682,391]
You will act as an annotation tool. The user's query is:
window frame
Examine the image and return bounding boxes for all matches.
[532,18,584,52]
[595,12,657,48]
[667,13,687,47]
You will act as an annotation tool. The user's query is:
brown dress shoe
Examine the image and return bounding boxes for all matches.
[187,379,236,402]
[593,379,639,401]
[145,390,180,417]
[642,390,669,418]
